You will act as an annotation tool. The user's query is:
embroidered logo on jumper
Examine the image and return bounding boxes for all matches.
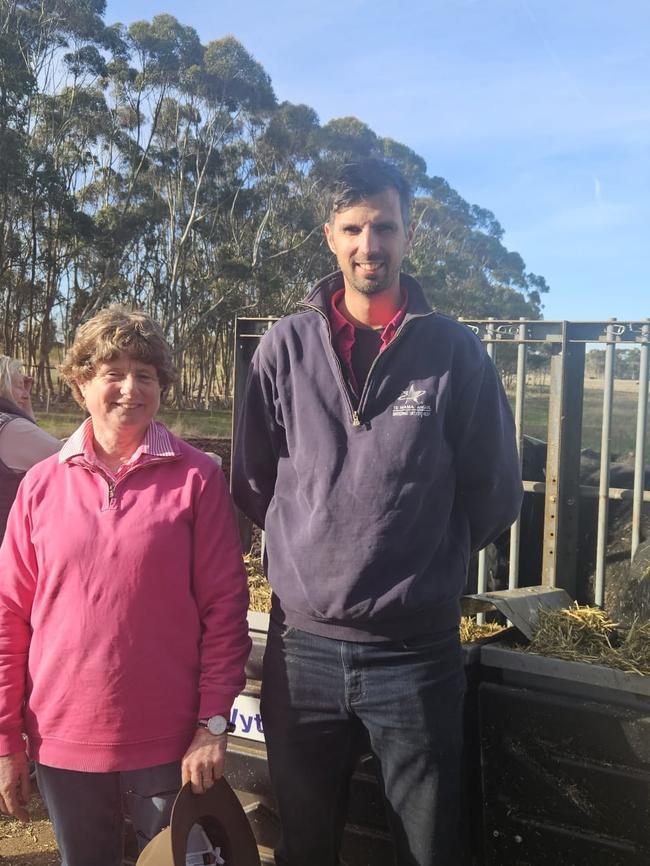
[392,383,432,417]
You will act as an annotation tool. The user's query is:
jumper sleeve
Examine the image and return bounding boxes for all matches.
[0,483,38,755]
[0,420,61,472]
[192,467,251,719]
[232,345,285,529]
[452,353,524,553]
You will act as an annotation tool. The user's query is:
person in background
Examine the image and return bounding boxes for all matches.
[233,158,523,866]
[0,356,61,542]
[0,308,251,866]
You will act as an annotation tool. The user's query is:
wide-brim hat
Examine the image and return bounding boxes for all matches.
[136,778,260,866]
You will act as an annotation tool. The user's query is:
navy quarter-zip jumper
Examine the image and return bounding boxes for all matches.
[232,271,523,642]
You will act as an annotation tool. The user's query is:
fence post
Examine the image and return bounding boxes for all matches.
[541,322,584,597]
[594,321,617,606]
[508,318,527,590]
[232,318,257,553]
[631,321,650,558]
[476,318,495,623]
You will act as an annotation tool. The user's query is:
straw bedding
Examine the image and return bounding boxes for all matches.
[525,604,650,676]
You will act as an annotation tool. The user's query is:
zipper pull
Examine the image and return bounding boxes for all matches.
[352,410,361,427]
[108,481,115,502]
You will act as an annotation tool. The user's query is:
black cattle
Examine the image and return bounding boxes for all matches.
[471,439,650,624]
[581,458,650,623]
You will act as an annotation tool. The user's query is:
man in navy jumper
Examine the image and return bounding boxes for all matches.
[233,158,523,866]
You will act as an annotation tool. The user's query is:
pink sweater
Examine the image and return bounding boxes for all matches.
[0,422,251,772]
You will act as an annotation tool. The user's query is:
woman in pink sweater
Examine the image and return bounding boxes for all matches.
[0,307,251,866]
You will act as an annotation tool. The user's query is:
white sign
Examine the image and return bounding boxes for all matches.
[230,694,265,742]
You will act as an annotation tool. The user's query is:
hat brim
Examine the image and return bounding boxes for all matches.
[136,778,260,866]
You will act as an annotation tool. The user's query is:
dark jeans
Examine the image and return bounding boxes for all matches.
[36,761,181,866]
[261,622,466,866]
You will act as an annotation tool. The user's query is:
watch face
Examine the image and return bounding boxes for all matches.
[207,715,228,735]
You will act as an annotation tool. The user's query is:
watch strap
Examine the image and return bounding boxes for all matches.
[197,716,236,734]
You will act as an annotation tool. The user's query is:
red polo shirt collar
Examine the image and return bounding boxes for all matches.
[329,287,408,394]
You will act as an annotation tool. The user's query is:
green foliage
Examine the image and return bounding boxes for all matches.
[406,194,546,318]
[320,116,379,159]
[202,36,276,110]
[0,5,548,405]
[127,14,203,85]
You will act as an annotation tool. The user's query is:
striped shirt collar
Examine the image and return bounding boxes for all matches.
[59,417,178,465]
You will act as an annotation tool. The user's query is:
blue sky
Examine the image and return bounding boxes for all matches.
[104,0,650,321]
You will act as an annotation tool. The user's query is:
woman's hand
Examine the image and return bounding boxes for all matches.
[181,727,228,794]
[0,750,30,821]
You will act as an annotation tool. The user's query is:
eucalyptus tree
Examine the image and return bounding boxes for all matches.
[0,3,549,407]
[0,24,35,355]
[407,180,548,319]
[0,0,115,389]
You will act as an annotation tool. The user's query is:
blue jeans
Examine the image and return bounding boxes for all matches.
[261,622,466,866]
[36,761,181,866]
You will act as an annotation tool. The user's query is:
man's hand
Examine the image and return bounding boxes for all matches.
[0,751,30,822]
[181,727,227,794]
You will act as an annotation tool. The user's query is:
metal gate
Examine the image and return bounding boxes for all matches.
[233,316,650,608]
[461,318,650,607]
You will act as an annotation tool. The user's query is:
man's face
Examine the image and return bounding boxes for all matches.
[324,187,414,300]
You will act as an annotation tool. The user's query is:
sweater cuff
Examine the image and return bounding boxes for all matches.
[198,698,232,721]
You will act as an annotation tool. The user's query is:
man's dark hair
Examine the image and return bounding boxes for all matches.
[329,158,412,229]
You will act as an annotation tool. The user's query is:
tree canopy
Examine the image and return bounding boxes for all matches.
[0,3,548,404]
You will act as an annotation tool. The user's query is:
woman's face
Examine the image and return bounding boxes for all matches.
[10,369,31,412]
[79,354,161,437]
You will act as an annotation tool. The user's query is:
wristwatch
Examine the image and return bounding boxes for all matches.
[197,715,236,736]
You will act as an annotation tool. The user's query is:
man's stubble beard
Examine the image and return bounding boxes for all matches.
[351,280,388,297]
[349,269,400,298]
[348,257,403,297]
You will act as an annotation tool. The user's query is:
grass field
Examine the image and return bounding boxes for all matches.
[35,406,232,439]
[34,379,649,457]
[517,381,648,456]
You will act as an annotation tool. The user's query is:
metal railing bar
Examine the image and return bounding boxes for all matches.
[594,322,617,607]
[464,319,650,344]
[477,319,495,622]
[632,323,650,559]
[522,480,650,502]
[508,319,526,590]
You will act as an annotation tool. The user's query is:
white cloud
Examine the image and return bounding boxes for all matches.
[593,176,602,201]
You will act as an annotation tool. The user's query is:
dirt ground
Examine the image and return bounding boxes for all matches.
[0,792,58,865]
